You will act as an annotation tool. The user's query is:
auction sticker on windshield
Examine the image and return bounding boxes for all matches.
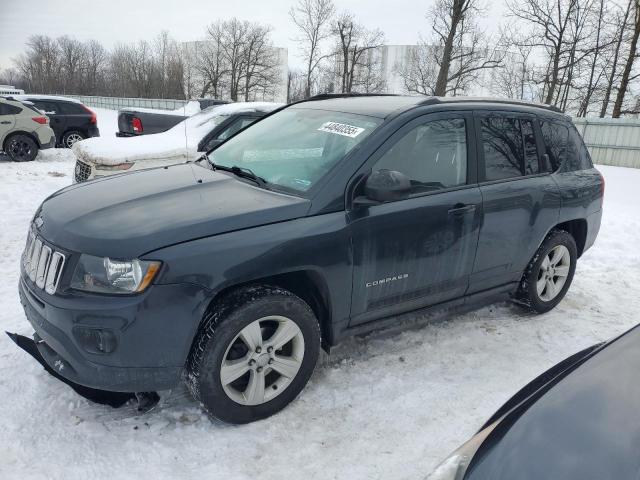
[318,121,365,138]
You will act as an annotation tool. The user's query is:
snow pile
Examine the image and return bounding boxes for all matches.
[0,152,638,479]
[71,102,281,166]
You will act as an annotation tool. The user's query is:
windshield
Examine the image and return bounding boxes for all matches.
[209,107,382,193]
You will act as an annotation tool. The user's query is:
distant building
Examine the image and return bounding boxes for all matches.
[0,84,25,95]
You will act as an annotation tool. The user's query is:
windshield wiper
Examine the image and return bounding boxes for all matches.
[207,155,268,189]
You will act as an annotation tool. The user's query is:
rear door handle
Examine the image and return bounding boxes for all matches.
[0,121,10,125]
[448,203,476,216]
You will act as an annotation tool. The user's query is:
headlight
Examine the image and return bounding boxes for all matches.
[71,255,161,294]
[426,422,498,480]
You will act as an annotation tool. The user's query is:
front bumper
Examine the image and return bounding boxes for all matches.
[18,274,209,392]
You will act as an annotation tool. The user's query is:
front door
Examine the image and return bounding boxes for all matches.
[349,112,482,325]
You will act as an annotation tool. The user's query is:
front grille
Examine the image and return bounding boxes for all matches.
[22,231,66,295]
[74,159,91,182]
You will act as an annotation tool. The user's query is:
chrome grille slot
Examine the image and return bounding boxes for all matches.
[74,160,91,182]
[22,233,66,295]
[35,246,51,288]
[45,252,66,295]
[28,238,42,282]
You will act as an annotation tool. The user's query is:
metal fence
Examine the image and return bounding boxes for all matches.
[572,117,640,169]
[58,95,188,111]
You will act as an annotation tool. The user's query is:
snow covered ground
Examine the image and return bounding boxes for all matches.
[0,109,639,480]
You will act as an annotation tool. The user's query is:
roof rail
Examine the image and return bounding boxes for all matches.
[417,96,565,114]
[306,93,400,101]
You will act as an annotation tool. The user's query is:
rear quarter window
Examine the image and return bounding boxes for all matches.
[566,125,593,171]
[58,102,86,114]
[0,103,22,115]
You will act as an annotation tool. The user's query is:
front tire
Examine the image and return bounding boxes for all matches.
[517,229,577,313]
[186,285,320,424]
[5,134,38,162]
[62,130,86,148]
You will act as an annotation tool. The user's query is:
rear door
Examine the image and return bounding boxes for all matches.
[469,111,560,293]
[349,111,483,325]
[31,100,65,141]
[0,101,18,142]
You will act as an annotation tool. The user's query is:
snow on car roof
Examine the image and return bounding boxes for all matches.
[12,94,83,104]
[72,101,283,166]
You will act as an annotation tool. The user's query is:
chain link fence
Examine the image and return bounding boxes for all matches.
[57,95,188,111]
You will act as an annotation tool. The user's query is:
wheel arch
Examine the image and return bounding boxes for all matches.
[3,130,41,149]
[198,270,334,353]
[554,218,588,257]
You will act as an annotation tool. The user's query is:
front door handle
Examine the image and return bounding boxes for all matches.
[0,121,10,125]
[448,203,476,216]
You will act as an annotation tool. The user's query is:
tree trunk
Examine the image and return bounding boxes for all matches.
[434,1,463,96]
[613,0,640,118]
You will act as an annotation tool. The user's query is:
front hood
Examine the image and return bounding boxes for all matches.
[37,163,310,258]
[465,325,640,480]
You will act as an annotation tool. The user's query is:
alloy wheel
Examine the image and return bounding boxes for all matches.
[537,245,571,302]
[220,316,305,406]
[65,133,84,148]
[8,138,33,161]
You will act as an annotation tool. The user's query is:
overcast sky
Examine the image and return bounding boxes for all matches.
[0,0,506,74]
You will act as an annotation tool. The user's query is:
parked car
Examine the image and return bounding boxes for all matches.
[116,98,229,137]
[72,102,280,182]
[14,94,99,148]
[0,96,55,161]
[427,323,640,480]
[15,94,603,424]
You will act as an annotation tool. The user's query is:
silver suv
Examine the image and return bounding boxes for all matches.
[0,97,56,162]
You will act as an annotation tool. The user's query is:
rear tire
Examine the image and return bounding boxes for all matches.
[62,130,85,148]
[4,134,38,162]
[186,285,321,424]
[517,229,577,313]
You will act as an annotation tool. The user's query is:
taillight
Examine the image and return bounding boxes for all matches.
[32,117,48,125]
[81,104,97,124]
[599,170,605,198]
[132,117,143,134]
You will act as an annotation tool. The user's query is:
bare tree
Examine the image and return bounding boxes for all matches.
[290,0,335,98]
[398,0,503,97]
[198,22,230,98]
[332,12,385,93]
[287,69,307,102]
[600,0,633,116]
[612,0,640,117]
[430,0,503,96]
[506,0,595,107]
[490,41,536,100]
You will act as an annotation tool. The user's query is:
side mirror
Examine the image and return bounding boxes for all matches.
[360,169,411,204]
[199,138,223,152]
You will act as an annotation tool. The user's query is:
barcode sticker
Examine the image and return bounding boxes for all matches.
[318,122,365,138]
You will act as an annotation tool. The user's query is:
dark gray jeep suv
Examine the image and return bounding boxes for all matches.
[16,94,603,423]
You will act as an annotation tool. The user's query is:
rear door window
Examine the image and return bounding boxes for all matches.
[481,115,524,181]
[539,120,568,172]
[32,100,59,115]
